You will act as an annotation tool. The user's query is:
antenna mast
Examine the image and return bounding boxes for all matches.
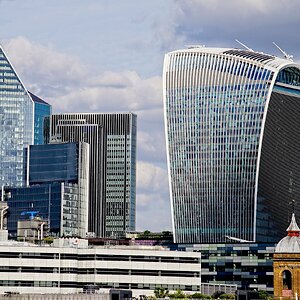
[272,42,293,61]
[235,39,253,51]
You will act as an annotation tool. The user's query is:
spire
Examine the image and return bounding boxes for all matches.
[286,213,300,236]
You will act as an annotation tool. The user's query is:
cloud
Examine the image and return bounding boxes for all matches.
[136,161,171,231]
[2,36,170,231]
[4,37,89,85]
[136,192,172,231]
[137,161,168,193]
[158,0,300,60]
[3,36,163,113]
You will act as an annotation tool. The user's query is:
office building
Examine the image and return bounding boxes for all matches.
[50,113,137,238]
[163,46,300,243]
[4,142,89,238]
[0,46,51,188]
[0,239,201,296]
[181,243,274,292]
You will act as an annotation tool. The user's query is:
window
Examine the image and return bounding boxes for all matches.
[282,270,292,290]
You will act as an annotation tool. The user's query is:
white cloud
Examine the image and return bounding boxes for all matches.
[137,161,168,193]
[3,37,163,113]
[136,161,171,231]
[4,36,89,88]
[2,36,171,231]
[156,0,300,60]
[136,192,172,231]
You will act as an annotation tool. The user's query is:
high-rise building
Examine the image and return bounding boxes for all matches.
[0,46,51,187]
[50,113,137,238]
[163,46,300,243]
[5,142,89,237]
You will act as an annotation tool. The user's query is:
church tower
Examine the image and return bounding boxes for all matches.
[274,213,300,298]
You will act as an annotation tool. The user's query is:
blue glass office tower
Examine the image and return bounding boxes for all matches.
[0,46,51,188]
[163,47,300,243]
[5,142,89,237]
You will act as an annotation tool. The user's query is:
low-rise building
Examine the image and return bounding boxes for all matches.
[180,243,275,292]
[0,239,201,297]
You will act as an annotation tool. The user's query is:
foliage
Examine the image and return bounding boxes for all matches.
[258,290,270,300]
[212,291,225,299]
[137,230,173,240]
[191,292,211,299]
[220,294,235,299]
[169,289,186,299]
[154,287,169,298]
[43,236,54,244]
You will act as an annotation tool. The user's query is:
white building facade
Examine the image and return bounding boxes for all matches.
[0,240,201,296]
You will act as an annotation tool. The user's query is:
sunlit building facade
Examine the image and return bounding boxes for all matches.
[163,47,300,243]
[0,46,51,188]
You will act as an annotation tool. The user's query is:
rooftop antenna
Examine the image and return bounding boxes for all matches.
[272,42,293,61]
[235,39,253,52]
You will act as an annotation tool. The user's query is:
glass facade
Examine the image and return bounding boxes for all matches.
[0,47,34,187]
[163,48,300,243]
[180,243,275,292]
[28,91,51,145]
[7,142,89,237]
[50,113,137,238]
[25,143,80,185]
[5,183,62,236]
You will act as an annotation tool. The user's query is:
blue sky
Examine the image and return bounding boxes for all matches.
[0,0,299,231]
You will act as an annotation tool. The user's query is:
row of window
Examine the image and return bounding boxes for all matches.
[0,252,199,263]
[0,266,199,277]
[0,281,200,291]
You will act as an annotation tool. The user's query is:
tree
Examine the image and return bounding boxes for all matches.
[169,290,186,299]
[258,290,269,300]
[212,291,225,299]
[191,293,211,299]
[220,294,235,300]
[154,287,169,298]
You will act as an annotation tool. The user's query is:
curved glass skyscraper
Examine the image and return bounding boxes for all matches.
[163,47,300,243]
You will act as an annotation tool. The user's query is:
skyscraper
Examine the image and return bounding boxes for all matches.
[0,46,51,187]
[163,46,300,243]
[50,113,137,238]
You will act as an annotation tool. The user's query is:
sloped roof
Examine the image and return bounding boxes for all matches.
[28,91,50,105]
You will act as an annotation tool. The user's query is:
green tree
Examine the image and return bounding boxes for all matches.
[212,291,225,299]
[191,293,211,299]
[154,287,169,298]
[169,290,186,299]
[258,290,269,300]
[220,294,235,300]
